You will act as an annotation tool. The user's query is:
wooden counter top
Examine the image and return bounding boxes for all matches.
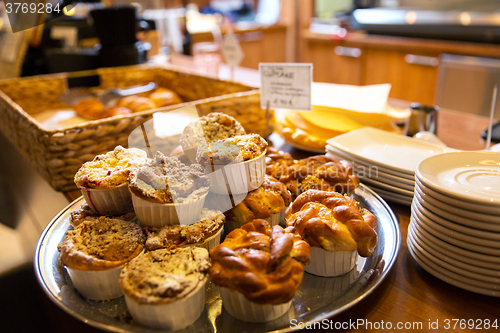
[301,29,500,58]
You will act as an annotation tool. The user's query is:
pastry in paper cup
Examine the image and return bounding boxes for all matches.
[197,134,268,195]
[57,217,145,301]
[128,152,210,227]
[209,219,310,323]
[144,208,225,253]
[286,190,378,277]
[74,146,147,216]
[119,247,210,330]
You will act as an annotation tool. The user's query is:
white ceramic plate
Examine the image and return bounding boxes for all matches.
[411,202,500,249]
[365,186,413,206]
[414,186,499,224]
[411,207,500,256]
[327,127,456,175]
[415,177,500,215]
[416,151,500,206]
[407,224,500,295]
[326,148,415,180]
[407,238,500,297]
[361,177,414,197]
[414,191,500,232]
[283,138,326,154]
[408,226,500,279]
[412,193,500,241]
[360,172,414,191]
[410,221,500,268]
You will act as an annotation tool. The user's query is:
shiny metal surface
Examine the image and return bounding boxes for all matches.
[34,184,400,333]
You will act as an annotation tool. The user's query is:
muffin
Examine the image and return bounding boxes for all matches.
[69,202,136,228]
[128,151,210,227]
[57,217,146,300]
[224,175,292,233]
[119,247,210,330]
[285,190,378,277]
[196,134,268,195]
[180,112,246,162]
[276,155,360,199]
[144,208,225,252]
[209,219,310,322]
[74,145,147,216]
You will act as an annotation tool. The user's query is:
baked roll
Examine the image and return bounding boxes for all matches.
[225,175,292,224]
[209,219,310,304]
[74,98,110,120]
[117,96,156,112]
[286,189,378,257]
[149,87,183,108]
[265,147,295,180]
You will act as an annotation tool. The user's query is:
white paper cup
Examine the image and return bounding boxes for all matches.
[225,213,279,235]
[219,287,292,323]
[304,247,358,277]
[265,212,281,227]
[124,278,207,330]
[131,191,207,227]
[205,151,266,195]
[80,183,133,216]
[184,226,223,252]
[66,265,123,301]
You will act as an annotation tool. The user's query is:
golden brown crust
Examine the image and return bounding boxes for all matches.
[58,217,146,271]
[209,219,310,304]
[225,175,292,223]
[149,87,183,108]
[117,95,156,112]
[285,190,378,257]
[69,202,136,228]
[74,98,111,120]
[273,155,359,198]
[265,147,295,180]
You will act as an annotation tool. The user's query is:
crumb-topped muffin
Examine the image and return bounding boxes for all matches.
[145,208,225,251]
[196,134,268,167]
[180,112,246,160]
[69,202,136,228]
[58,217,145,270]
[74,145,147,189]
[119,247,210,330]
[209,219,310,322]
[129,152,209,204]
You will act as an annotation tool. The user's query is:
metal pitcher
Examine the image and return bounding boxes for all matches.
[404,103,439,137]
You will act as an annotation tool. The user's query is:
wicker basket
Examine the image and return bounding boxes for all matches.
[0,65,271,192]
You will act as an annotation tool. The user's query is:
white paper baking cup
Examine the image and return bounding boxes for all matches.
[205,151,266,195]
[80,183,133,216]
[219,287,292,323]
[265,212,281,227]
[124,278,207,330]
[66,265,123,301]
[225,213,279,235]
[131,191,207,227]
[184,226,223,252]
[304,247,358,277]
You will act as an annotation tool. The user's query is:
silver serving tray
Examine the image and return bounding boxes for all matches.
[34,184,400,333]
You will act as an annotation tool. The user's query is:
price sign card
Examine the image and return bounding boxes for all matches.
[260,63,312,111]
[222,30,244,67]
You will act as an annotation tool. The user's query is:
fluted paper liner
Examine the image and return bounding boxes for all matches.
[184,226,223,252]
[225,213,280,235]
[305,247,358,277]
[80,183,133,216]
[66,265,123,301]
[205,151,266,195]
[219,287,292,323]
[131,191,207,227]
[123,278,207,330]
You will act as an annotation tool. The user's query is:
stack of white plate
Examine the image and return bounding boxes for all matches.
[326,127,455,206]
[409,151,500,297]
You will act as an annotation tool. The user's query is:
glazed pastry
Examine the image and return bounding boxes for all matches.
[286,189,378,257]
[209,219,310,305]
[265,147,295,180]
[225,175,292,224]
[149,87,183,108]
[117,95,156,112]
[277,155,359,198]
[74,98,110,120]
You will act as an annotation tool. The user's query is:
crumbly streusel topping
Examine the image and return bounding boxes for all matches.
[58,217,145,265]
[74,146,147,189]
[128,152,210,204]
[145,209,225,251]
[119,247,210,304]
[69,202,136,227]
[196,134,268,167]
[180,112,246,153]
